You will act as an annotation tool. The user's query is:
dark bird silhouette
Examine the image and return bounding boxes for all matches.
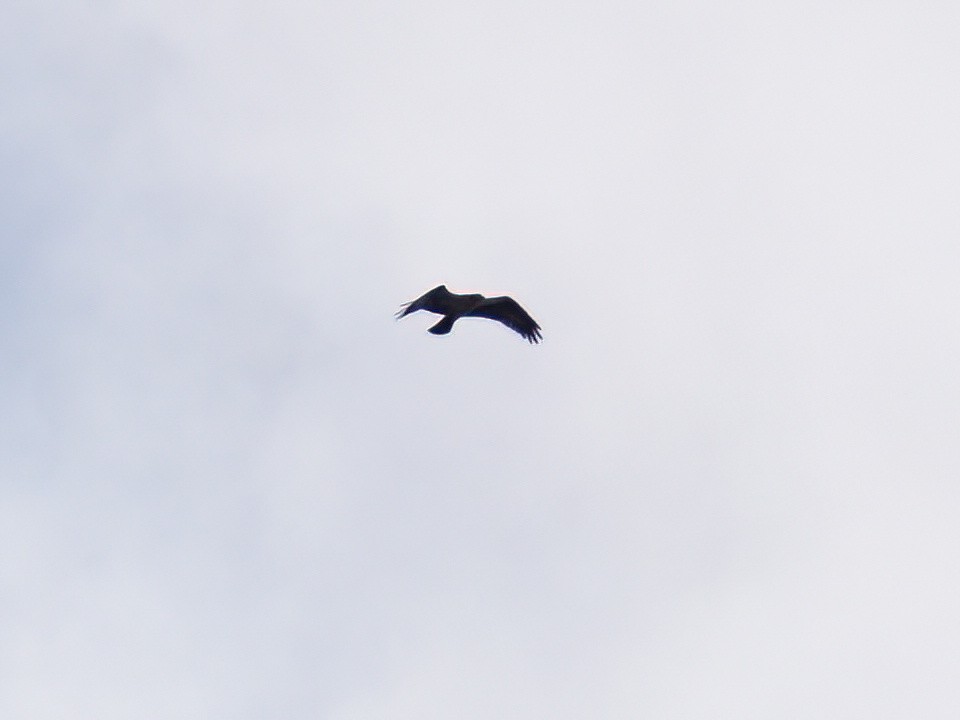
[396,285,542,343]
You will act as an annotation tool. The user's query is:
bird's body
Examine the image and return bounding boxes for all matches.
[396,285,542,343]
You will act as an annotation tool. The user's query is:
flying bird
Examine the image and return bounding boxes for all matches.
[396,285,542,343]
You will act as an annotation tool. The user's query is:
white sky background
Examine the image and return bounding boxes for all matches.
[3,0,960,717]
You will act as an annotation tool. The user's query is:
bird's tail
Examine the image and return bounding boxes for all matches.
[428,315,458,335]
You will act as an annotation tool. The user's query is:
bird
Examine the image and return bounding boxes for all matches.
[396,285,542,343]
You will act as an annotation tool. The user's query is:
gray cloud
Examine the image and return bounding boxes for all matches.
[3,1,959,718]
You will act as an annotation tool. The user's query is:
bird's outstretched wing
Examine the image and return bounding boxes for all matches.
[395,285,458,318]
[465,296,542,343]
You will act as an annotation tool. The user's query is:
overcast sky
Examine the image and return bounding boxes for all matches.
[3,1,960,717]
